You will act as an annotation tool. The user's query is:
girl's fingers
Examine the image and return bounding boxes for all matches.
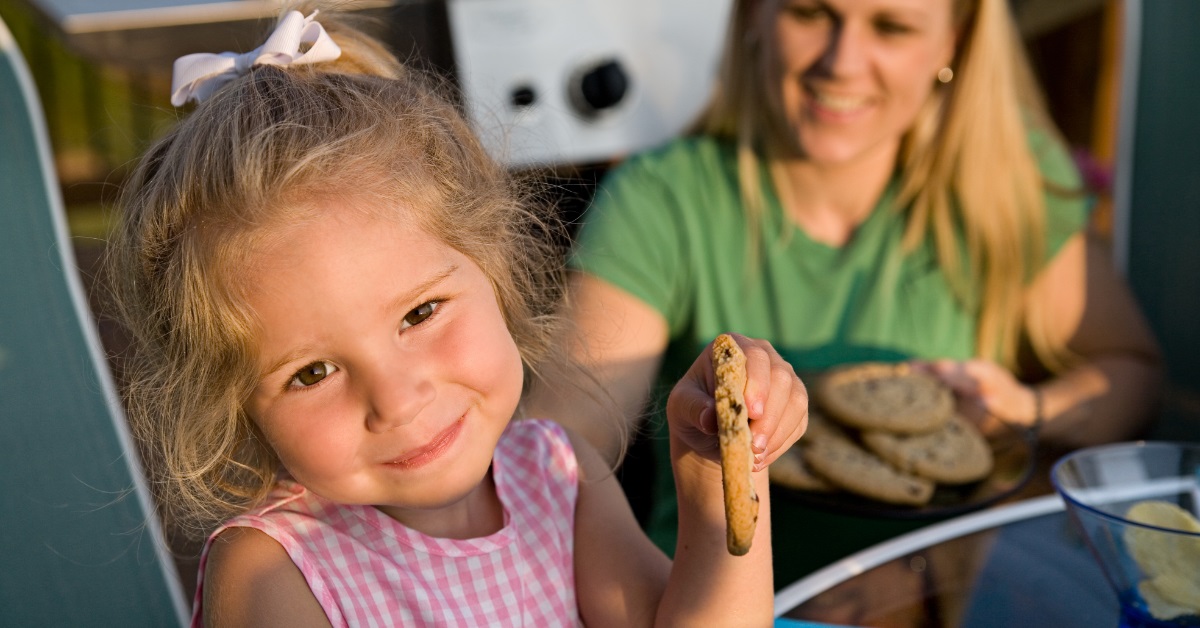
[682,383,717,430]
[737,335,772,421]
[756,419,807,471]
[698,402,718,435]
[731,334,808,464]
[756,391,808,469]
[755,361,802,446]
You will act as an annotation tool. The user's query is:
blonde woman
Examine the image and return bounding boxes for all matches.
[533,0,1162,583]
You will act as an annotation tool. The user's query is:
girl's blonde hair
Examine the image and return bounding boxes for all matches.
[107,8,574,538]
[701,0,1078,372]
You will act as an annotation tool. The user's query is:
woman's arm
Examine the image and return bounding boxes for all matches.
[929,232,1163,447]
[202,527,330,628]
[528,272,670,465]
[1025,231,1163,445]
[532,272,808,466]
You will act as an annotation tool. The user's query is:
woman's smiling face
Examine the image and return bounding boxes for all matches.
[767,0,957,165]
[242,203,524,531]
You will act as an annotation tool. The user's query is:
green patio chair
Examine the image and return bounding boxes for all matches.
[0,17,188,626]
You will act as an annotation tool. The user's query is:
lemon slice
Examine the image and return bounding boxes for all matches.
[1139,579,1196,621]
[1124,500,1200,615]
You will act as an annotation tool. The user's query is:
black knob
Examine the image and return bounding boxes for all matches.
[510,84,537,108]
[570,59,628,118]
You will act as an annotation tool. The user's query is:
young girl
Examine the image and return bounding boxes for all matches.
[107,8,808,626]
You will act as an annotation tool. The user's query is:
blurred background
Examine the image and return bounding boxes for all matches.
[4,0,1197,438]
[1,0,1198,615]
[0,0,1130,239]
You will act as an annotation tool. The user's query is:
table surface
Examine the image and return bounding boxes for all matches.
[774,494,1119,627]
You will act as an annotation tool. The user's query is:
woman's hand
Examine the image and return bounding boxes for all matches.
[666,333,809,471]
[916,358,1039,435]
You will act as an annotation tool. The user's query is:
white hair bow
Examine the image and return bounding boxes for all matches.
[170,10,342,106]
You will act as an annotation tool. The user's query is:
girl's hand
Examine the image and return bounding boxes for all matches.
[666,333,808,471]
[916,358,1040,435]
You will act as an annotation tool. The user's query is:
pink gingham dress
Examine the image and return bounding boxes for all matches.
[190,419,582,627]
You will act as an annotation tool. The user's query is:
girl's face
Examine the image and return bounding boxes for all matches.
[767,0,957,165]
[243,204,524,535]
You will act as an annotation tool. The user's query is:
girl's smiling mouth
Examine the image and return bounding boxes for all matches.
[387,416,465,469]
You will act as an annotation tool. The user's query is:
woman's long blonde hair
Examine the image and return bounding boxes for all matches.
[701,0,1078,372]
[106,7,575,539]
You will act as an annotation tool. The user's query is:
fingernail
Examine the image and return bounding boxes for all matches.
[753,434,767,452]
[754,400,765,416]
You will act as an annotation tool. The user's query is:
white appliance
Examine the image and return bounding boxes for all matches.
[447,0,733,167]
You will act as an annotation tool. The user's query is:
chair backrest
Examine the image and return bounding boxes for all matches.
[1113,0,1200,441]
[0,18,188,626]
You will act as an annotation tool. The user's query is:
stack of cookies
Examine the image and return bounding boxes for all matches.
[770,362,994,507]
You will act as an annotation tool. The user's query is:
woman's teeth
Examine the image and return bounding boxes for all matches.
[813,91,869,112]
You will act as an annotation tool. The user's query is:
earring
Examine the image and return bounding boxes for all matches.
[937,67,954,83]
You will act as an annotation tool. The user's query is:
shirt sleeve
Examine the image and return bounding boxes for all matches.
[1030,126,1090,261]
[569,147,693,331]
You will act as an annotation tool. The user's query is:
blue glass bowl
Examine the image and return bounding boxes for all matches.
[1052,441,1200,627]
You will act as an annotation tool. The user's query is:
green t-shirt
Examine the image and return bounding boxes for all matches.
[571,133,1087,584]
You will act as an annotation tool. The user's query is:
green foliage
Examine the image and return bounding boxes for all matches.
[0,0,175,214]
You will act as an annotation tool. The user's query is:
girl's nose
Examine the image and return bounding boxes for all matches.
[362,364,435,434]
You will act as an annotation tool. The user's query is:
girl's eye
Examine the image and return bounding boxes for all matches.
[402,301,440,329]
[291,361,337,388]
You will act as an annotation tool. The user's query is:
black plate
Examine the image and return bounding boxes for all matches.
[773,419,1039,520]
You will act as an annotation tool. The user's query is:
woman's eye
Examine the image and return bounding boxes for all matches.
[875,19,914,35]
[785,3,827,22]
[402,301,440,329]
[291,361,337,388]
